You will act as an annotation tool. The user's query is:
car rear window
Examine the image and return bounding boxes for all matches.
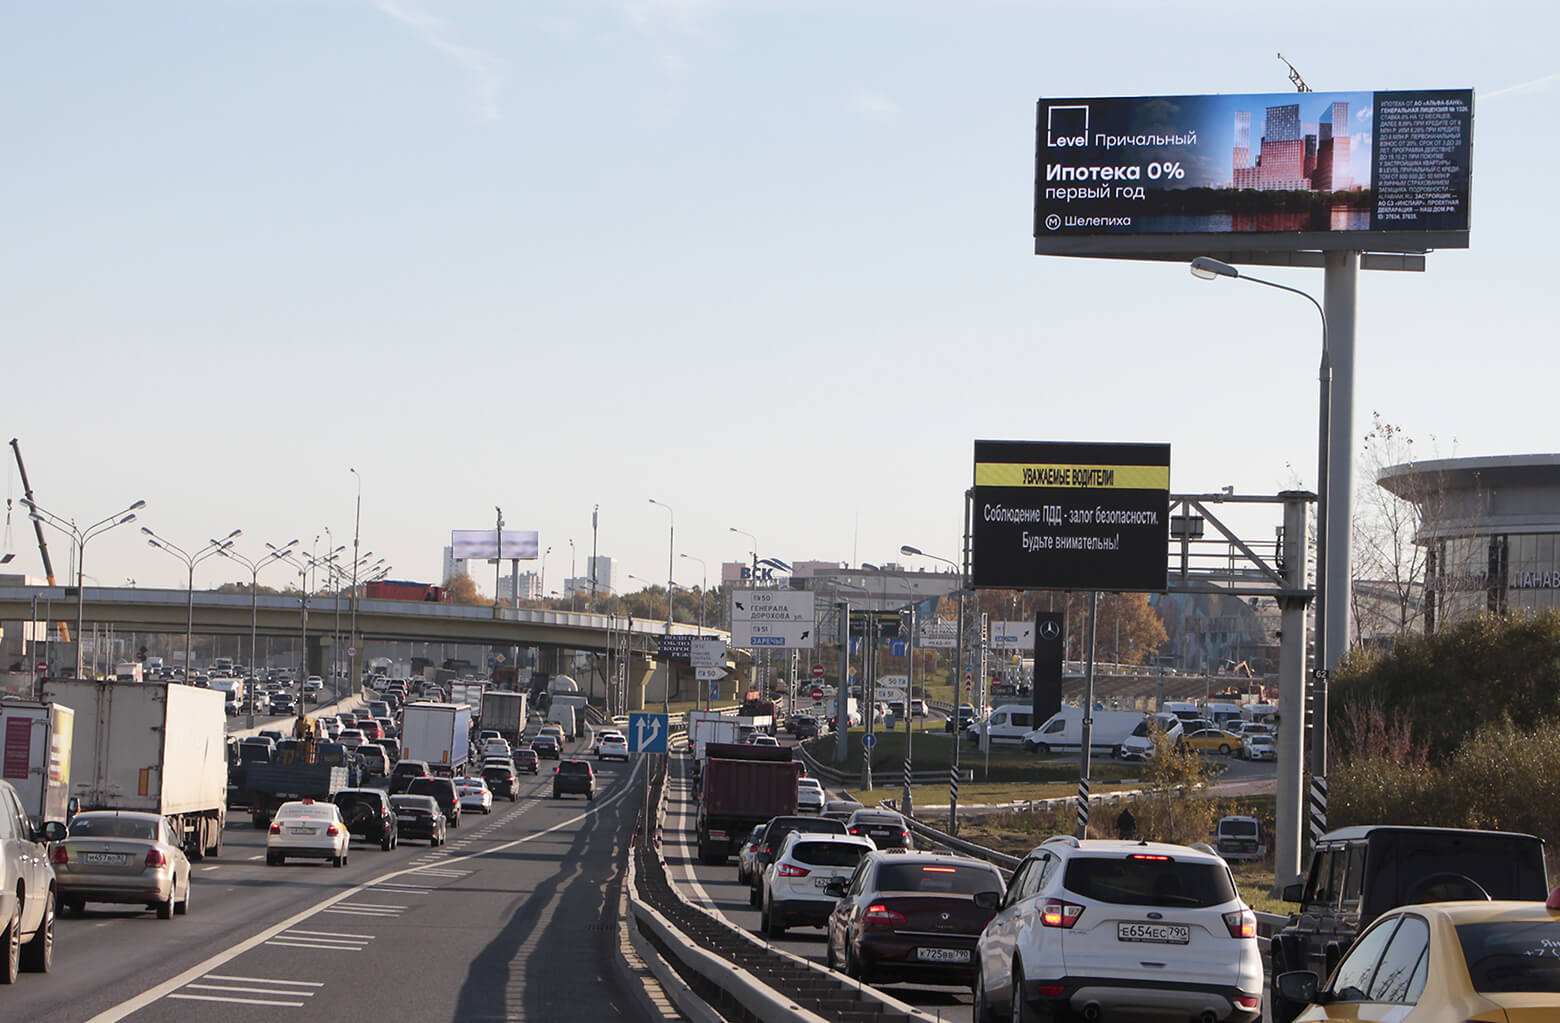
[1064,855,1236,908]
[1458,921,1560,992]
[69,816,158,840]
[876,862,1000,893]
[1220,820,1258,838]
[792,841,871,868]
[558,762,590,775]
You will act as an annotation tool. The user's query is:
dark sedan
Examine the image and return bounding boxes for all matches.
[531,735,561,760]
[388,794,446,846]
[512,748,540,774]
[825,851,1003,987]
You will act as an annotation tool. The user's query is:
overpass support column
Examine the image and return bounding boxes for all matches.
[626,658,656,713]
[306,634,326,680]
[537,646,563,675]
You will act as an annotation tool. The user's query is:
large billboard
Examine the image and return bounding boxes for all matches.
[972,440,1169,592]
[1034,89,1472,256]
[451,529,540,561]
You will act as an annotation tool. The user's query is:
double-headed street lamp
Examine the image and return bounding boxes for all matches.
[219,540,298,724]
[22,497,145,679]
[271,541,343,686]
[143,527,241,683]
[729,526,758,584]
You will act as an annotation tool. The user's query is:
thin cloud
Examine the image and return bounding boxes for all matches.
[377,0,502,121]
[617,0,727,36]
[1485,72,1560,99]
[847,89,901,123]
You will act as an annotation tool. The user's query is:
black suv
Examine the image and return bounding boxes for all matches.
[332,789,398,851]
[389,759,431,794]
[552,760,595,801]
[1270,824,1548,1023]
[406,776,462,828]
[482,763,520,801]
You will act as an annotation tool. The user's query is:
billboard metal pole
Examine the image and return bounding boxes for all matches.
[1075,591,1098,839]
[1275,491,1311,891]
[835,601,850,766]
[1318,251,1358,787]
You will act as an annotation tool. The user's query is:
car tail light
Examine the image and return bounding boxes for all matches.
[778,863,810,878]
[862,904,907,932]
[849,827,862,835]
[1234,995,1259,1011]
[51,846,68,866]
[1128,853,1171,861]
[269,822,282,834]
[1034,983,1065,997]
[145,848,167,868]
[1040,899,1084,928]
[1223,908,1257,939]
[326,824,340,836]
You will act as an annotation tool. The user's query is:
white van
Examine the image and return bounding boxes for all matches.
[1241,703,1278,724]
[1203,701,1244,728]
[546,704,577,741]
[1119,712,1185,760]
[1161,700,1202,723]
[967,704,1038,745]
[1020,708,1145,756]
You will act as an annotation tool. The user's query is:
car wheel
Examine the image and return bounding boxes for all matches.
[0,900,20,984]
[58,898,83,917]
[1219,744,1232,755]
[843,941,861,980]
[749,884,760,908]
[157,892,174,920]
[587,791,595,802]
[266,853,282,866]
[973,966,997,1023]
[175,879,190,916]
[20,888,52,973]
[1009,958,1041,1023]
[382,835,393,851]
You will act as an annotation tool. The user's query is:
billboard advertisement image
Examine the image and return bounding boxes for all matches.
[1034,89,1472,255]
[451,529,540,561]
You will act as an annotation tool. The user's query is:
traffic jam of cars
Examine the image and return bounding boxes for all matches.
[0,671,623,989]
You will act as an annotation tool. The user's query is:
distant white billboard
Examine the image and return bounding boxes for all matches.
[451,530,540,561]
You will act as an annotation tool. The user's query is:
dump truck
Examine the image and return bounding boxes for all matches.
[695,741,800,865]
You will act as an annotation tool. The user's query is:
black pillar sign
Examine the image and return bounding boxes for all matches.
[1032,611,1064,723]
[972,440,1170,592]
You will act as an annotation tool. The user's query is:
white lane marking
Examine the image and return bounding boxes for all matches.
[85,757,644,1023]
[200,865,220,871]
[246,855,263,861]
[265,941,363,950]
[668,767,723,912]
[205,975,324,986]
[184,983,316,996]
[167,994,305,1007]
[280,930,370,940]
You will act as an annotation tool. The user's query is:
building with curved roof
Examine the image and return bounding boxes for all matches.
[1377,454,1560,629]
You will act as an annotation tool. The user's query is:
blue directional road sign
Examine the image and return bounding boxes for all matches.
[709,682,719,701]
[629,712,669,754]
[862,733,877,750]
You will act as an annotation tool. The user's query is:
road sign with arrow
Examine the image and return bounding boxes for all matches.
[628,712,668,754]
[729,589,816,649]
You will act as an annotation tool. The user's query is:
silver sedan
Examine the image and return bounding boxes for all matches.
[53,811,191,919]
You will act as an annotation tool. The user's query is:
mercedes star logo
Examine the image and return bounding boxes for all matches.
[1040,620,1061,640]
[940,912,951,921]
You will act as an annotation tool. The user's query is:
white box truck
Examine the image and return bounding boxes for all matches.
[451,680,486,717]
[479,690,529,744]
[42,680,228,858]
[0,700,75,825]
[1020,708,1145,756]
[401,701,473,776]
[686,711,741,768]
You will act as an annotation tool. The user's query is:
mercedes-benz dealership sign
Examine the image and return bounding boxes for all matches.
[972,440,1169,592]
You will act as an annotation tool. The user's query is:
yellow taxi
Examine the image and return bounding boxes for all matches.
[1179,727,1244,756]
[1276,891,1560,1022]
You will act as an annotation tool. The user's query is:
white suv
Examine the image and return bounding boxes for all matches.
[974,836,1261,1023]
[760,831,876,938]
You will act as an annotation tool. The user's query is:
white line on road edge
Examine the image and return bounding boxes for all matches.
[84,758,645,1023]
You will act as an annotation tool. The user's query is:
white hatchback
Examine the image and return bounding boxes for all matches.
[595,733,629,761]
[266,800,351,867]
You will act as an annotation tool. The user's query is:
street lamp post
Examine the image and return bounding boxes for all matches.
[143,527,241,683]
[219,540,298,725]
[1190,255,1331,778]
[568,538,576,612]
[349,468,362,691]
[729,527,758,585]
[650,500,674,714]
[902,543,965,833]
[22,497,144,680]
[590,504,599,612]
[679,553,707,632]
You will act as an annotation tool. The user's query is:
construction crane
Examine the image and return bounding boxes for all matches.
[8,438,70,641]
[1277,53,1312,93]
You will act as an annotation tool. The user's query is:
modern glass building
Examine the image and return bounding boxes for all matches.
[1378,454,1560,629]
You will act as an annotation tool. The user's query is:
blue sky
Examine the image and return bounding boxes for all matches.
[2,1,1556,597]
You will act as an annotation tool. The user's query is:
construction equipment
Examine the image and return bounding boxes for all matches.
[9,438,68,640]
